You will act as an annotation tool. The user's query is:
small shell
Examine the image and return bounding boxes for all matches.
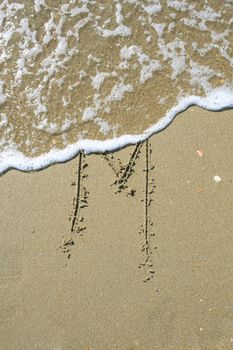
[196,149,203,157]
[213,175,222,183]
[196,186,203,193]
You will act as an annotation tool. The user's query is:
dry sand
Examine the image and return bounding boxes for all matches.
[0,107,233,350]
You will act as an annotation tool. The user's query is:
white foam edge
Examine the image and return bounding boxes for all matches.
[0,87,232,174]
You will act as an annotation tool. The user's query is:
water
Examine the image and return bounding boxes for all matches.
[0,0,232,172]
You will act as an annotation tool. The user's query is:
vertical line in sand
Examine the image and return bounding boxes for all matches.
[145,139,150,262]
[71,152,82,232]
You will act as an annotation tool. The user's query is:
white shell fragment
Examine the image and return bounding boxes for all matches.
[196,149,204,157]
[213,175,222,183]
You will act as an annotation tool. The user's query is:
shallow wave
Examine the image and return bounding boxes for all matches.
[0,0,232,172]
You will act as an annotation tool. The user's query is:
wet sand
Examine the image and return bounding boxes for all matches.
[0,107,233,350]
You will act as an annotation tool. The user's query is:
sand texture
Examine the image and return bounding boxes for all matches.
[0,107,233,350]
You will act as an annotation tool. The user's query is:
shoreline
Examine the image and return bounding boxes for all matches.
[0,107,233,349]
[1,88,233,174]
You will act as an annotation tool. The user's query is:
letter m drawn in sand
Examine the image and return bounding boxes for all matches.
[65,141,157,282]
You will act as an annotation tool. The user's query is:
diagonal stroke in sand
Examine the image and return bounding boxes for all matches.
[102,142,143,193]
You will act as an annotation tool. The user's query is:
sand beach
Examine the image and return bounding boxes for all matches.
[0,107,233,349]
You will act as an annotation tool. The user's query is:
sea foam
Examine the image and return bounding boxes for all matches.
[0,0,232,173]
[0,86,232,173]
